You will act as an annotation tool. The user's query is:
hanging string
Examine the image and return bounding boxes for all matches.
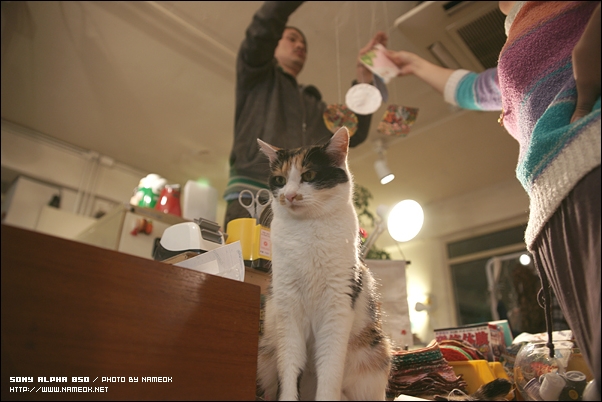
[335,15,342,104]
[382,0,399,104]
[382,1,395,36]
[354,2,362,52]
[370,2,376,41]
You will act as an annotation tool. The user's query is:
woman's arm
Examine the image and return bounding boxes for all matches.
[384,50,454,95]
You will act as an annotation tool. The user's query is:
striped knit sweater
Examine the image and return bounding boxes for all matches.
[444,1,601,248]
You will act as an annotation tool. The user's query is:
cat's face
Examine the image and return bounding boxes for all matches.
[258,127,352,219]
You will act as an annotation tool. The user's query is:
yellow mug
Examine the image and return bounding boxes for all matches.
[226,218,256,261]
[252,224,271,261]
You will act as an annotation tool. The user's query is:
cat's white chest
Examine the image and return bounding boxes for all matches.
[270,210,359,293]
[273,210,356,251]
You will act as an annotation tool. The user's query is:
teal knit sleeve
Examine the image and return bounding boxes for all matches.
[455,68,502,111]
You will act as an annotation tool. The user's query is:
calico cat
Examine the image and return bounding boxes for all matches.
[256,127,392,400]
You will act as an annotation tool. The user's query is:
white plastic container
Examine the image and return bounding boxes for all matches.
[181,180,218,222]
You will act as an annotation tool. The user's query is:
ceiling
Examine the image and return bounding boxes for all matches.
[1,1,521,249]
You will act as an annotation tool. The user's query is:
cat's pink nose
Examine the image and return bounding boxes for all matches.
[285,193,298,203]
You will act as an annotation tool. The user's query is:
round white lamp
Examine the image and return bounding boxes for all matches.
[387,200,424,242]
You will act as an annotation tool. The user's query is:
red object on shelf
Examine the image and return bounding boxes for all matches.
[155,184,182,217]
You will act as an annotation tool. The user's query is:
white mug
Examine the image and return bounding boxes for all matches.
[539,372,566,400]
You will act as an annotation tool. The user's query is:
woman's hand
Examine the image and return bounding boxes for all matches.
[384,50,422,76]
[384,49,454,95]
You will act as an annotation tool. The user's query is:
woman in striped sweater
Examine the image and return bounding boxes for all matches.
[387,1,600,398]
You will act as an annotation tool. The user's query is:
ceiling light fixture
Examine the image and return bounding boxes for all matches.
[374,139,395,185]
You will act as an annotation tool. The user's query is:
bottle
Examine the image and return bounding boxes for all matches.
[155,184,182,217]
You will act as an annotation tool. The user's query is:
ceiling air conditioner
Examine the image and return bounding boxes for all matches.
[394,1,507,72]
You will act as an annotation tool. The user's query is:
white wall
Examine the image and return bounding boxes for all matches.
[382,178,529,345]
[2,120,147,218]
[2,120,227,228]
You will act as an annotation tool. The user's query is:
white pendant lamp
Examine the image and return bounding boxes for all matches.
[387,200,424,242]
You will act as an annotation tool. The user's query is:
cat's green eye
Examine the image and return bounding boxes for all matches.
[272,176,286,186]
[301,171,317,182]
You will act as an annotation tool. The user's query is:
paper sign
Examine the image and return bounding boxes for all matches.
[175,241,245,282]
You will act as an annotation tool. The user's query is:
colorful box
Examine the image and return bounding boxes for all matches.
[434,320,512,362]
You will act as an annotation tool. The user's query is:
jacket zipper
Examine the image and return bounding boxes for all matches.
[299,86,306,134]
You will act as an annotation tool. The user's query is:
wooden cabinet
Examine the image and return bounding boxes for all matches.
[1,224,260,401]
[244,267,271,295]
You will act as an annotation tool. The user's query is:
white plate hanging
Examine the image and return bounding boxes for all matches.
[345,83,382,115]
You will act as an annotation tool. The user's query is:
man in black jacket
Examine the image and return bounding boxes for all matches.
[223,1,386,229]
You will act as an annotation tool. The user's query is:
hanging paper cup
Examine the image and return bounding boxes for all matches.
[377,105,419,137]
[323,104,358,136]
[345,83,382,115]
[359,43,401,84]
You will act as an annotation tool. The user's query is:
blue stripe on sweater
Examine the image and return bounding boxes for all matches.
[455,73,481,110]
[517,98,601,189]
[455,70,501,111]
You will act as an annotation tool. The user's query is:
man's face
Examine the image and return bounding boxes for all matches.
[274,28,307,74]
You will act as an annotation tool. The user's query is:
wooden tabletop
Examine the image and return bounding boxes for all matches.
[1,224,260,401]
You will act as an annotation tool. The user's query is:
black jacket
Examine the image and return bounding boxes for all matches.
[224,1,371,199]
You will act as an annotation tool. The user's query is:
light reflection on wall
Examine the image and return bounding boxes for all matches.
[407,291,432,345]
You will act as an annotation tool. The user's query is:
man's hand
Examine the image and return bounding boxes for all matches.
[356,31,388,84]
[359,31,388,57]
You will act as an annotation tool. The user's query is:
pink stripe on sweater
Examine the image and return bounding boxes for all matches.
[497,1,598,139]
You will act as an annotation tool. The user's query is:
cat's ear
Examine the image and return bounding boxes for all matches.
[325,127,349,166]
[257,138,280,164]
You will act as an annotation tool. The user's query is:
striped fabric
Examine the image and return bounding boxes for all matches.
[387,340,467,399]
[446,1,601,248]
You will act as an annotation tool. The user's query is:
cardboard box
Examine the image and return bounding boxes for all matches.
[434,320,512,362]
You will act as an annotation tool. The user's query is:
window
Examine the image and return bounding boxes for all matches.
[447,223,568,335]
[447,224,527,326]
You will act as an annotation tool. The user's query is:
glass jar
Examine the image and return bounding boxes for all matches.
[514,340,588,401]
